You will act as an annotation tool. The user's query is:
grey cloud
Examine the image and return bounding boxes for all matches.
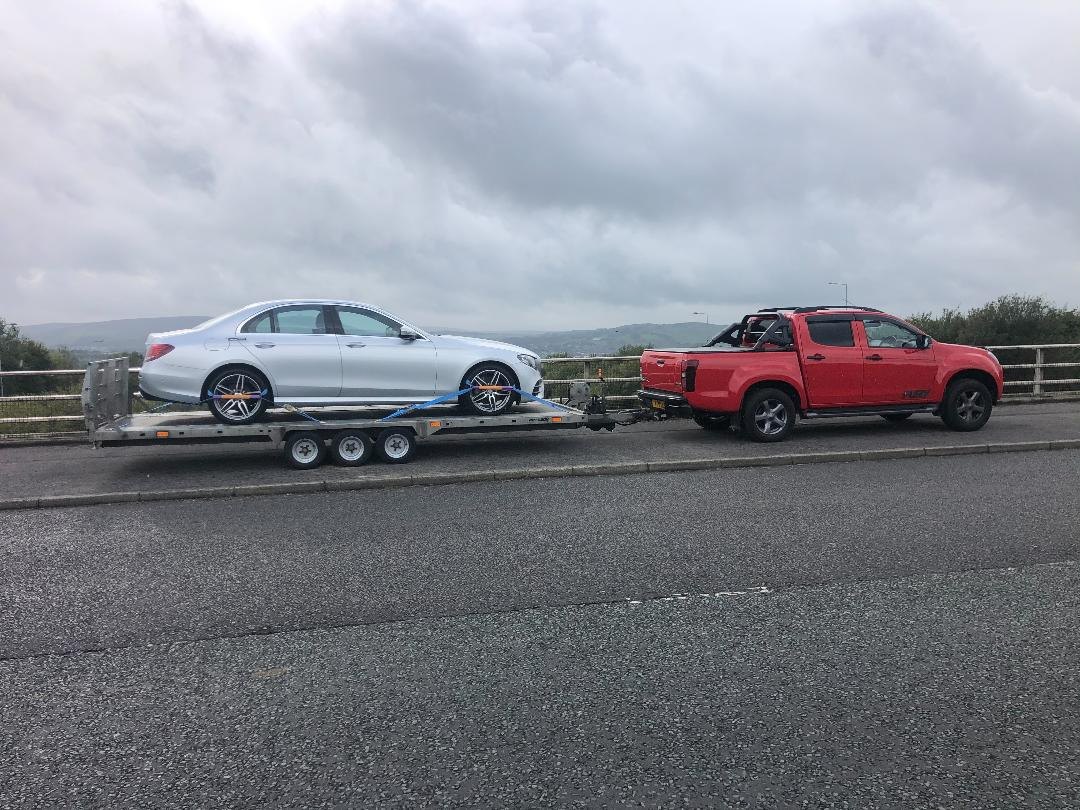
[1,0,1078,329]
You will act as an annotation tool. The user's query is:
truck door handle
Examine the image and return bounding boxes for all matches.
[866,354,883,361]
[806,353,826,361]
[345,342,366,348]
[254,342,275,349]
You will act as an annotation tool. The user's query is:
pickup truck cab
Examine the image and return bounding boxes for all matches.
[638,306,1004,442]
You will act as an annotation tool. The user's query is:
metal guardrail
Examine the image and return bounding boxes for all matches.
[2,345,1079,439]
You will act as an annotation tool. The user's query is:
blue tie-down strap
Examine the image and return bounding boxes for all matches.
[379,383,575,421]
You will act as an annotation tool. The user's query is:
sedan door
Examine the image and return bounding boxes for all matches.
[240,305,342,400]
[858,318,937,405]
[333,306,437,400]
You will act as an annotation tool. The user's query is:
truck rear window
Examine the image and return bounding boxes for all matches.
[807,320,855,347]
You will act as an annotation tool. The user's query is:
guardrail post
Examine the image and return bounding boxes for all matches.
[1034,348,1044,395]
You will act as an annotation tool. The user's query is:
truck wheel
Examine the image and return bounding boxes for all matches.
[284,433,326,470]
[940,378,992,431]
[330,430,374,466]
[693,413,731,431]
[742,388,795,442]
[375,428,416,464]
[881,413,913,422]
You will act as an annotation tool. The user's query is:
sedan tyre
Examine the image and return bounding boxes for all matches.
[206,367,270,425]
[741,388,796,442]
[458,364,519,416]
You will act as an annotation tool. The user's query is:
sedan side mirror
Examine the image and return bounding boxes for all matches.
[398,326,421,341]
[916,334,932,350]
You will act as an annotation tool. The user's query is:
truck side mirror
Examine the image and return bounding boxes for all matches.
[916,334,931,350]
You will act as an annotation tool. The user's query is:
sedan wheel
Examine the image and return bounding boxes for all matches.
[459,365,518,416]
[207,368,269,425]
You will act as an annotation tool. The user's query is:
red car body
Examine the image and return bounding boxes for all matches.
[638,307,1004,440]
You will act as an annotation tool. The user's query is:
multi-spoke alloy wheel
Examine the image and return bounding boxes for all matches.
[941,378,992,432]
[206,368,270,425]
[459,365,518,416]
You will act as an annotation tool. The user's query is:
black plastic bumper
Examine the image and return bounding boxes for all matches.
[637,389,694,418]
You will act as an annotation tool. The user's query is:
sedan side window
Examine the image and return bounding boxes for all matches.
[242,311,273,333]
[275,306,330,335]
[335,307,401,337]
[864,319,920,349]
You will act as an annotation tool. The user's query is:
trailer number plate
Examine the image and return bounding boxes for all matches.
[650,399,666,411]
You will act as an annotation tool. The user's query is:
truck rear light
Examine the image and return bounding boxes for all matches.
[145,343,175,362]
[682,359,699,392]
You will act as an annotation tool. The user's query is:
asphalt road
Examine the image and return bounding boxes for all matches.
[1,401,1079,500]
[2,450,1080,806]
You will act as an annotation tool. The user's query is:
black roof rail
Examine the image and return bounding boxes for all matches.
[792,305,882,314]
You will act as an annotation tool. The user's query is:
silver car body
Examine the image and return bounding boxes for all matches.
[139,300,544,406]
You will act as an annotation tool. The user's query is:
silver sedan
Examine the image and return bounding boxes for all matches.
[139,300,544,424]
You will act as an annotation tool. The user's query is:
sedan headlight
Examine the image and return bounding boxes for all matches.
[517,353,542,372]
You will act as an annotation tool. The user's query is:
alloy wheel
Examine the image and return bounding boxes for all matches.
[212,372,263,422]
[754,398,788,435]
[955,390,985,423]
[468,368,513,414]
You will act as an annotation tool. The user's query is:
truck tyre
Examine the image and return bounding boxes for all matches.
[741,388,796,442]
[330,430,374,466]
[881,413,913,422]
[940,378,993,431]
[284,433,326,470]
[206,367,270,425]
[375,428,416,464]
[693,413,731,431]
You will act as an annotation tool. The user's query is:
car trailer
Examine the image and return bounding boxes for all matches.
[82,359,646,470]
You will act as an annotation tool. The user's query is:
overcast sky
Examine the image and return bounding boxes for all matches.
[2,0,1079,330]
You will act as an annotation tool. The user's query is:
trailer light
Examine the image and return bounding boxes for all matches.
[155,431,170,438]
[429,420,442,428]
[551,416,563,423]
[145,343,175,362]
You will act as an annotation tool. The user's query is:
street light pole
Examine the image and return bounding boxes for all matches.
[692,311,709,324]
[828,282,849,306]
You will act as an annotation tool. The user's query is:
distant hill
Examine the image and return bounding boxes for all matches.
[20,316,210,351]
[21,316,719,357]
[439,322,720,356]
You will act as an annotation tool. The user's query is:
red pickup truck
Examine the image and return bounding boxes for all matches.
[638,306,1004,442]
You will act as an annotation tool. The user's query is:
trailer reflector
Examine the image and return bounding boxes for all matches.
[156,430,170,438]
[429,421,442,428]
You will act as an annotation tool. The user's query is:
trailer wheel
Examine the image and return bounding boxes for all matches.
[284,433,326,470]
[375,428,416,464]
[330,430,374,466]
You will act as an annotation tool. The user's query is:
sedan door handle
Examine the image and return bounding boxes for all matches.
[345,342,366,348]
[806,353,826,361]
[865,354,883,361]
[254,342,275,349]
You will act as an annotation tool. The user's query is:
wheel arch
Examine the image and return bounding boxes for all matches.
[740,379,802,413]
[200,362,275,403]
[944,368,999,403]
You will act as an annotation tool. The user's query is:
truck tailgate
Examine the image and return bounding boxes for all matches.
[640,351,686,391]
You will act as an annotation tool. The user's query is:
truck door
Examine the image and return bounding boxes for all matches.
[857,317,937,405]
[797,316,864,407]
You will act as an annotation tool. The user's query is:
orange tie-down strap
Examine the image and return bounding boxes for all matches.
[473,385,513,391]
[216,393,261,400]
